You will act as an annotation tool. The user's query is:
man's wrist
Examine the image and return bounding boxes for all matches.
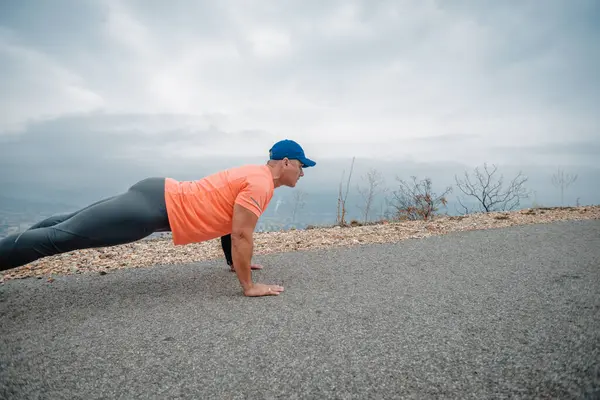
[241,281,254,292]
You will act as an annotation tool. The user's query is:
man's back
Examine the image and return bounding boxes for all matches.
[164,164,274,245]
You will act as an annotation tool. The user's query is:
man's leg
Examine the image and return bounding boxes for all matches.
[222,233,264,271]
[0,178,169,271]
[27,196,118,230]
[221,234,234,268]
[27,212,77,230]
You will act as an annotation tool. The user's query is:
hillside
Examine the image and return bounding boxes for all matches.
[2,205,599,282]
[0,196,80,238]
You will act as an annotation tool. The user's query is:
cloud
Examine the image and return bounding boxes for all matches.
[0,112,279,171]
[0,31,104,132]
[0,0,598,197]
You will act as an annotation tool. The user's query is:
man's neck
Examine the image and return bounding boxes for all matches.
[266,163,283,188]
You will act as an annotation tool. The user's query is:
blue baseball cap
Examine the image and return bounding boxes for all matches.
[269,139,316,168]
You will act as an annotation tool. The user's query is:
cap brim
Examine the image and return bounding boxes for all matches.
[300,157,316,168]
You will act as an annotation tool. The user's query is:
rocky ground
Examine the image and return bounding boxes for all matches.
[2,205,599,283]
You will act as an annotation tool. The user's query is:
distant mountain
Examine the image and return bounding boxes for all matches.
[0,195,79,214]
[0,196,83,238]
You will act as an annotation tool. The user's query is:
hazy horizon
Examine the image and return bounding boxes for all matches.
[1,0,599,224]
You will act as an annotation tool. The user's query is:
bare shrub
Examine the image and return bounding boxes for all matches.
[356,168,386,223]
[551,168,578,206]
[336,157,355,226]
[454,163,529,213]
[291,190,307,223]
[390,176,452,221]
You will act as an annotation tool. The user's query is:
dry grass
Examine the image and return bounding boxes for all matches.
[2,205,599,283]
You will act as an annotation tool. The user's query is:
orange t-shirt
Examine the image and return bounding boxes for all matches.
[164,164,275,245]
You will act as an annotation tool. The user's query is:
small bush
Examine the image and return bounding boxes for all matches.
[390,176,452,221]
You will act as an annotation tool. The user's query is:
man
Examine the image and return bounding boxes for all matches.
[0,139,316,297]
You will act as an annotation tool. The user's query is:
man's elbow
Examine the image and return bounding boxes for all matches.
[231,227,253,241]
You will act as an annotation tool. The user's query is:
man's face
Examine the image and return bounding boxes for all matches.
[284,158,304,187]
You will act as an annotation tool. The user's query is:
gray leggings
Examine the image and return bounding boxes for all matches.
[0,177,171,271]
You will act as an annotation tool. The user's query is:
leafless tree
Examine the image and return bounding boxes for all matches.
[356,168,385,223]
[390,176,452,221]
[454,163,529,213]
[291,190,306,223]
[551,168,578,206]
[336,157,355,226]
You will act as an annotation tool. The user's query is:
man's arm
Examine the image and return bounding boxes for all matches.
[231,203,285,297]
[230,204,256,292]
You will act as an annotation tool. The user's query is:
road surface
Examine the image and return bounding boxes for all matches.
[1,219,599,399]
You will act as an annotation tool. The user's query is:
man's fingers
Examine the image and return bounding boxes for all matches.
[266,286,283,295]
[244,283,284,297]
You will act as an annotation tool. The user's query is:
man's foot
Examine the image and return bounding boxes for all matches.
[229,264,264,272]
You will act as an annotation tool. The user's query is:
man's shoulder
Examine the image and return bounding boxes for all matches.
[228,163,268,173]
[228,164,272,182]
[231,165,275,214]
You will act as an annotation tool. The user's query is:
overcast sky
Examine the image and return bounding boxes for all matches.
[1,0,599,206]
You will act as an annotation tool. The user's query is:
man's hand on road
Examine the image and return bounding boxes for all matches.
[244,283,284,297]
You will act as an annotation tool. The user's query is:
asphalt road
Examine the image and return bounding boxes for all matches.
[1,219,599,399]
